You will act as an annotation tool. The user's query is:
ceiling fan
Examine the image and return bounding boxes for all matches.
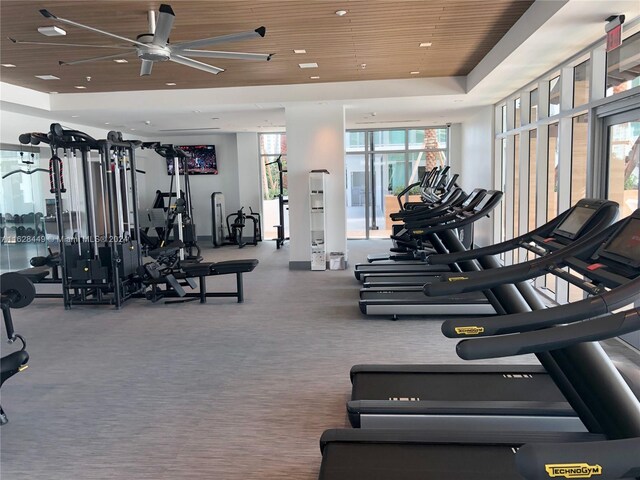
[10,4,273,76]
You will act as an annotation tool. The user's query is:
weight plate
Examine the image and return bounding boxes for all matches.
[1,272,36,308]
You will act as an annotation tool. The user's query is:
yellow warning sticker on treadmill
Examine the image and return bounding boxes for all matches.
[544,463,602,478]
[454,326,485,335]
[447,276,469,282]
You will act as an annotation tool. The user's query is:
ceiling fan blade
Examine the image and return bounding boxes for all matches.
[8,38,134,49]
[59,51,137,66]
[39,9,148,48]
[173,26,266,50]
[175,49,273,61]
[170,55,223,74]
[140,59,153,76]
[153,4,175,46]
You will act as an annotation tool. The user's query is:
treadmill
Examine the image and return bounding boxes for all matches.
[360,198,615,288]
[349,206,633,432]
[358,199,617,318]
[318,217,640,479]
[353,188,488,281]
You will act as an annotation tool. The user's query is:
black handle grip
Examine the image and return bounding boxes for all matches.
[515,437,640,480]
[442,278,640,338]
[456,308,640,360]
[424,264,531,296]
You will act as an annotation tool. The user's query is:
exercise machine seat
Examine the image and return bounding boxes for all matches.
[210,259,259,274]
[16,266,50,283]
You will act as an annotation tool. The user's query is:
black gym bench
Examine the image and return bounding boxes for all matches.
[144,259,259,304]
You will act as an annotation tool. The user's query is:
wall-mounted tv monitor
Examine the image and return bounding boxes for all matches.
[166,145,218,175]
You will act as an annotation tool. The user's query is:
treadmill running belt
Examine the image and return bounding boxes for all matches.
[351,372,566,401]
[359,290,488,303]
[319,443,522,479]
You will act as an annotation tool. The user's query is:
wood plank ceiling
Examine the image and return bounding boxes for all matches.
[0,0,534,93]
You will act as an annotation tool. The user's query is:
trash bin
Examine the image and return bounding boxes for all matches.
[329,252,346,270]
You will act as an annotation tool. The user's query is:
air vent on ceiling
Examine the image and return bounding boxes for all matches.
[158,127,221,132]
[355,119,421,125]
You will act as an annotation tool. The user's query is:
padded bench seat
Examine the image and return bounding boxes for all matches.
[148,259,259,304]
[16,266,50,283]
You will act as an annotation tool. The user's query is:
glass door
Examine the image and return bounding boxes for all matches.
[345,128,448,239]
[605,116,639,218]
[602,110,639,350]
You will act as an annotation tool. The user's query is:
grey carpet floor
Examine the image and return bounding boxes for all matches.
[0,239,616,479]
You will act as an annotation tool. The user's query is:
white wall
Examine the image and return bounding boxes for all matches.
[285,103,346,267]
[460,106,494,246]
[448,123,462,179]
[236,132,262,217]
[140,133,240,239]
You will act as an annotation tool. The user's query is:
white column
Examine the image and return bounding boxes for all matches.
[285,103,346,269]
[236,132,262,217]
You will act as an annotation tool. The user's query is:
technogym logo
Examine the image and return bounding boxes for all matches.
[454,326,485,335]
[545,463,602,478]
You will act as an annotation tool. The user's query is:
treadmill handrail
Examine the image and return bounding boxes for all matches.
[424,217,623,297]
[441,278,640,338]
[456,307,640,360]
[396,181,423,209]
[391,188,465,221]
[515,437,640,480]
[402,188,486,228]
[427,199,618,266]
[405,191,503,237]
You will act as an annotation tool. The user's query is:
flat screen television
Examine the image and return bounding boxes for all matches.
[166,145,218,175]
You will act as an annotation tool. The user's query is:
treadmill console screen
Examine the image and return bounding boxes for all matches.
[601,218,640,266]
[554,206,594,239]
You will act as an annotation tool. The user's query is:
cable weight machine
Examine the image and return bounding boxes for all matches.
[264,155,288,249]
[19,124,144,309]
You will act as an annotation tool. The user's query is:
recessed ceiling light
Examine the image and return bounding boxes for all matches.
[193,110,201,113]
[293,49,307,54]
[419,42,433,47]
[130,128,136,131]
[71,115,79,118]
[299,62,318,69]
[310,76,320,79]
[410,71,420,75]
[38,25,66,36]
[35,74,60,80]
[361,63,366,69]
[105,122,110,125]
[335,10,347,16]
[74,85,86,89]
[1,63,16,68]
[113,59,128,63]
[165,82,177,86]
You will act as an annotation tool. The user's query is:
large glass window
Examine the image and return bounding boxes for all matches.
[549,76,561,116]
[259,133,288,240]
[528,130,538,232]
[571,114,589,204]
[547,123,559,220]
[530,89,538,123]
[606,31,640,97]
[0,148,48,273]
[607,119,640,218]
[345,127,449,239]
[514,98,521,128]
[501,105,507,133]
[573,60,590,107]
